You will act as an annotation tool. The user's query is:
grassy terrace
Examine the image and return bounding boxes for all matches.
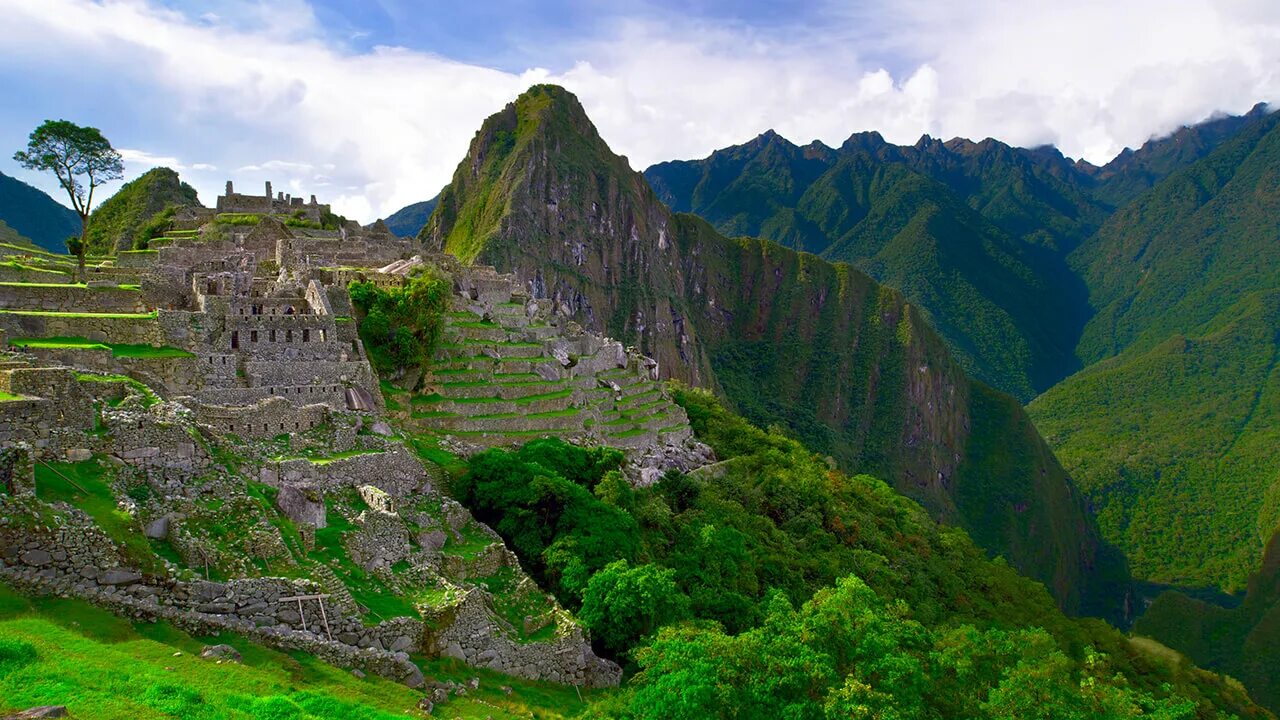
[75,372,161,407]
[0,281,139,290]
[34,459,167,574]
[269,448,385,465]
[10,337,192,359]
[438,339,543,349]
[0,391,25,402]
[0,310,156,319]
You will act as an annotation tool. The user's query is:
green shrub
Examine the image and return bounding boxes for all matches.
[348,269,450,375]
[0,638,36,673]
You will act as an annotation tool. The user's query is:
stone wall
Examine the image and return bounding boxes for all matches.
[0,497,426,688]
[423,590,620,688]
[0,283,147,313]
[259,445,431,498]
[0,313,163,346]
[194,397,329,439]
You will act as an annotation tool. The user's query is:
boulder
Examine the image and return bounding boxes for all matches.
[200,644,242,663]
[143,516,170,539]
[99,569,142,586]
[275,485,326,528]
[401,663,425,688]
[64,448,92,463]
[19,550,50,567]
[418,529,447,552]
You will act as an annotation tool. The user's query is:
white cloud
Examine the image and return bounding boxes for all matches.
[118,148,184,171]
[1,0,1278,221]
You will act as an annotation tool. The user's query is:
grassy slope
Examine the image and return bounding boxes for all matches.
[1024,109,1280,592]
[1030,291,1280,591]
[0,583,589,719]
[84,167,200,255]
[423,84,1126,619]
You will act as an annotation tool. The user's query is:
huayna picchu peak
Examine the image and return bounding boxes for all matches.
[3,8,1280,715]
[423,85,1128,623]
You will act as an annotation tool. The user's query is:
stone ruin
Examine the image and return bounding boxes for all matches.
[0,181,712,693]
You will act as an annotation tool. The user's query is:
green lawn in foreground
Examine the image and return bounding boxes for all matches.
[0,579,595,719]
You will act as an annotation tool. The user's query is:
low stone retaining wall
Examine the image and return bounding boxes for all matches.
[0,283,147,313]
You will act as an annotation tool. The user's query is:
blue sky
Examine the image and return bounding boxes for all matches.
[2,0,1278,221]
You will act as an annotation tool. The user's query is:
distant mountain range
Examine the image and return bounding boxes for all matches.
[0,170,81,252]
[637,100,1280,710]
[383,196,438,238]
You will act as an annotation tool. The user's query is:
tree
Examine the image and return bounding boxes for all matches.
[13,120,123,280]
[579,560,689,656]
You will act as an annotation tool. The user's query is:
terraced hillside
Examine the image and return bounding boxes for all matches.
[386,266,696,462]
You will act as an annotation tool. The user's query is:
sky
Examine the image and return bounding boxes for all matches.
[1,0,1278,222]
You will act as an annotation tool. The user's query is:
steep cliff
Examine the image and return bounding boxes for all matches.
[423,85,1126,617]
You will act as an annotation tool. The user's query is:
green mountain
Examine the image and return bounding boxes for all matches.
[383,195,438,237]
[645,131,1101,400]
[1081,102,1273,208]
[422,84,1127,618]
[0,170,81,253]
[84,167,200,255]
[1135,528,1280,713]
[1033,108,1280,593]
[1029,290,1280,591]
[1070,108,1280,366]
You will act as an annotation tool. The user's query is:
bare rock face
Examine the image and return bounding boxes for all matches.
[275,485,326,529]
[143,516,170,539]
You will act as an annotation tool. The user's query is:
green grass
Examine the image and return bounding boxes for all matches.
[33,460,165,574]
[511,388,573,405]
[75,372,161,407]
[10,337,192,359]
[0,310,156,319]
[0,392,24,402]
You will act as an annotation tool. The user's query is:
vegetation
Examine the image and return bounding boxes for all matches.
[12,119,123,279]
[421,84,1125,618]
[83,167,199,255]
[1030,292,1280,590]
[1135,529,1280,714]
[450,389,1259,718]
[10,336,193,359]
[348,270,450,376]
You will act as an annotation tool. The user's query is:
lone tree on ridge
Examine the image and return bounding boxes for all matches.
[13,119,123,280]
